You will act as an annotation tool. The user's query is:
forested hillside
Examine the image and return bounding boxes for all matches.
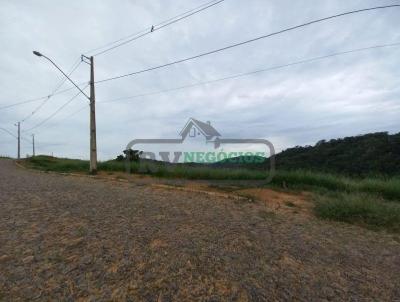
[274,132,400,176]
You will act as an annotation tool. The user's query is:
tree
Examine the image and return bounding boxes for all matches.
[115,155,124,161]
[123,149,143,162]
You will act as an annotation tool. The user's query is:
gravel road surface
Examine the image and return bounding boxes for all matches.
[0,159,399,301]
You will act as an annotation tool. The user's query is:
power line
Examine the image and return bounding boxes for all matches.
[96,42,400,105]
[32,104,89,135]
[0,96,48,111]
[89,0,225,56]
[0,127,30,145]
[86,0,223,55]
[96,4,400,84]
[0,80,88,111]
[1,1,225,112]
[0,127,18,139]
[1,57,82,113]
[54,58,83,92]
[22,84,89,133]
[36,142,66,148]
[61,104,88,120]
[19,60,83,123]
[21,136,31,144]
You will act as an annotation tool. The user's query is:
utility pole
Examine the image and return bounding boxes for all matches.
[89,56,97,174]
[33,51,97,174]
[32,134,35,157]
[16,122,20,159]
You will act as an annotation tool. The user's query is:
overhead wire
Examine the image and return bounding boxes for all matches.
[22,84,89,133]
[95,4,400,84]
[88,0,225,56]
[0,79,88,111]
[96,42,400,105]
[19,59,83,123]
[0,127,18,139]
[32,104,89,135]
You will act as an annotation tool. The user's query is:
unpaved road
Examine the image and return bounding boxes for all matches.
[0,159,399,301]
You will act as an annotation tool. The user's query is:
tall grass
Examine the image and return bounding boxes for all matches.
[314,192,400,233]
[143,164,266,180]
[271,170,400,201]
[23,156,400,201]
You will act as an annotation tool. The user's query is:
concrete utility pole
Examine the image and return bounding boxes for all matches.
[16,122,20,159]
[33,51,97,174]
[32,134,35,157]
[89,56,97,174]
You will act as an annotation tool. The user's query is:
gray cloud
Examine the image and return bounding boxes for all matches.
[1,0,399,158]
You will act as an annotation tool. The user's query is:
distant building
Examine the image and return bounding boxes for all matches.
[179,118,221,142]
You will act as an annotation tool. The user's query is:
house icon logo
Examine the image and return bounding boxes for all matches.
[125,117,275,182]
[179,118,221,143]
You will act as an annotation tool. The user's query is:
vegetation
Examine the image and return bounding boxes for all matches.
[23,155,135,173]
[23,155,400,200]
[121,149,142,162]
[271,170,400,201]
[272,132,400,177]
[22,152,400,233]
[314,192,400,233]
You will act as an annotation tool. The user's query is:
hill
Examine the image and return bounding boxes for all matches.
[215,132,400,177]
[274,132,400,176]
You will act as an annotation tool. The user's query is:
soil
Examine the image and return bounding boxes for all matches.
[1,159,400,301]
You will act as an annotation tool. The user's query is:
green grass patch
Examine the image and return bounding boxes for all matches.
[22,156,400,202]
[314,193,400,233]
[24,156,89,172]
[23,155,139,174]
[270,170,400,201]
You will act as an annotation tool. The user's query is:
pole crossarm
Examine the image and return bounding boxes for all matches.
[81,54,91,65]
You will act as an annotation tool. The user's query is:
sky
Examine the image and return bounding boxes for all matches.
[0,0,399,160]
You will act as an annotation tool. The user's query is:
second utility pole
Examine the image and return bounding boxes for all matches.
[32,134,35,157]
[17,122,20,159]
[89,56,97,174]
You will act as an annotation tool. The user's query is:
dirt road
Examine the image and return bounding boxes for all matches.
[0,159,399,301]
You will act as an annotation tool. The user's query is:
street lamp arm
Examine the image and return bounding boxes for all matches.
[33,51,90,100]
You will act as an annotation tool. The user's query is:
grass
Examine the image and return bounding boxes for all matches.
[314,192,400,233]
[271,170,400,202]
[21,155,400,233]
[22,155,137,173]
[22,156,400,200]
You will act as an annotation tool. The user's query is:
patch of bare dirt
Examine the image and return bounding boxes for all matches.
[236,188,314,216]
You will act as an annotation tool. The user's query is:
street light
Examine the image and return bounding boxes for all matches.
[33,51,43,57]
[32,51,89,100]
[33,50,97,174]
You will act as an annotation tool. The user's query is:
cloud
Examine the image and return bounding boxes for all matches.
[0,0,399,159]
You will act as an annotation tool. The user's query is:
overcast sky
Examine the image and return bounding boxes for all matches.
[1,0,399,160]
